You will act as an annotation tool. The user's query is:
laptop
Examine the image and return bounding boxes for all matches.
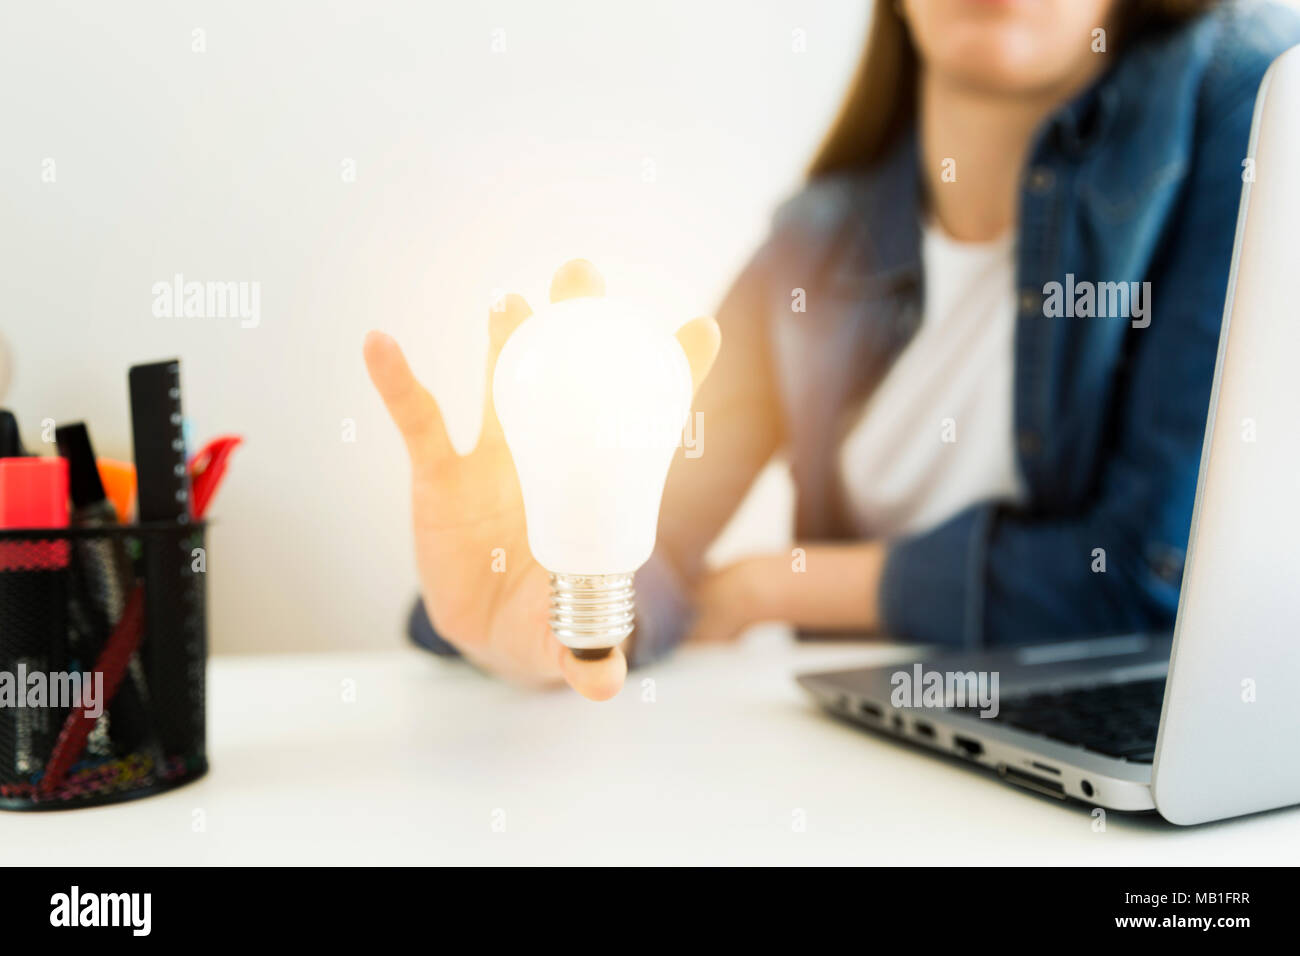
[798,45,1300,826]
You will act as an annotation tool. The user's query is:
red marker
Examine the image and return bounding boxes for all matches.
[0,457,69,568]
[0,457,69,781]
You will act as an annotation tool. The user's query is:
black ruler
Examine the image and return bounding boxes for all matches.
[128,360,205,764]
[129,361,190,525]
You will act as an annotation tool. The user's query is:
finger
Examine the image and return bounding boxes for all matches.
[479,293,532,445]
[674,316,721,397]
[364,331,454,472]
[557,644,628,701]
[549,259,606,302]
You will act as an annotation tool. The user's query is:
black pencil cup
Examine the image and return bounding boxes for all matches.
[0,522,208,810]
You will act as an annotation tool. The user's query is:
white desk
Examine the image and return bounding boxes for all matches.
[6,628,1297,865]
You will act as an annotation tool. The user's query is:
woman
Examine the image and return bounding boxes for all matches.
[365,0,1300,699]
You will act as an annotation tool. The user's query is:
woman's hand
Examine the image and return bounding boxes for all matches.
[682,555,773,644]
[364,260,719,700]
[686,543,888,643]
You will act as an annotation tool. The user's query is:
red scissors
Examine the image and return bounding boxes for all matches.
[189,434,242,520]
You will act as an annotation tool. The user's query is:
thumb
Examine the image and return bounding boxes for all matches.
[557,644,628,701]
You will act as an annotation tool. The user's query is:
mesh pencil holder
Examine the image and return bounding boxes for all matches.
[0,522,208,810]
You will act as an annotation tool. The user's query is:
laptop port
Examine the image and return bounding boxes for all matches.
[858,701,883,720]
[953,735,983,758]
[914,720,935,739]
[998,764,1067,799]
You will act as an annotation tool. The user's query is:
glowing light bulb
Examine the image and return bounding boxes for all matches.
[493,296,693,659]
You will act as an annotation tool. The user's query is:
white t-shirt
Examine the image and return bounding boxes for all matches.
[837,223,1024,537]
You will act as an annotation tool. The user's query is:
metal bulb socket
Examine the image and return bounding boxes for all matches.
[548,572,635,660]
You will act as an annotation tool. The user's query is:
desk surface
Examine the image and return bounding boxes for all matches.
[6,629,1297,865]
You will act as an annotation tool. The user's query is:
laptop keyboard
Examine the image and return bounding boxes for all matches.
[975,678,1166,763]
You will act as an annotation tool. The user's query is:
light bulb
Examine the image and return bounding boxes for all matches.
[493,296,693,659]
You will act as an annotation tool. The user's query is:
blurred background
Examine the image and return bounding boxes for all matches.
[0,0,865,653]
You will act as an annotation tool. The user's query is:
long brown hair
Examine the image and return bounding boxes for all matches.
[808,0,1221,179]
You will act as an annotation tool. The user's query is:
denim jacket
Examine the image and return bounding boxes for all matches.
[413,2,1300,664]
[728,1,1300,653]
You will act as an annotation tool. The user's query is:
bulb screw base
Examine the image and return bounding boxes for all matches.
[549,571,635,654]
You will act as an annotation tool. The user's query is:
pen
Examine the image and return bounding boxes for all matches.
[41,586,145,793]
[56,422,160,764]
[0,410,26,458]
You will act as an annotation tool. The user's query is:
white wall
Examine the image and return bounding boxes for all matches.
[0,0,863,652]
